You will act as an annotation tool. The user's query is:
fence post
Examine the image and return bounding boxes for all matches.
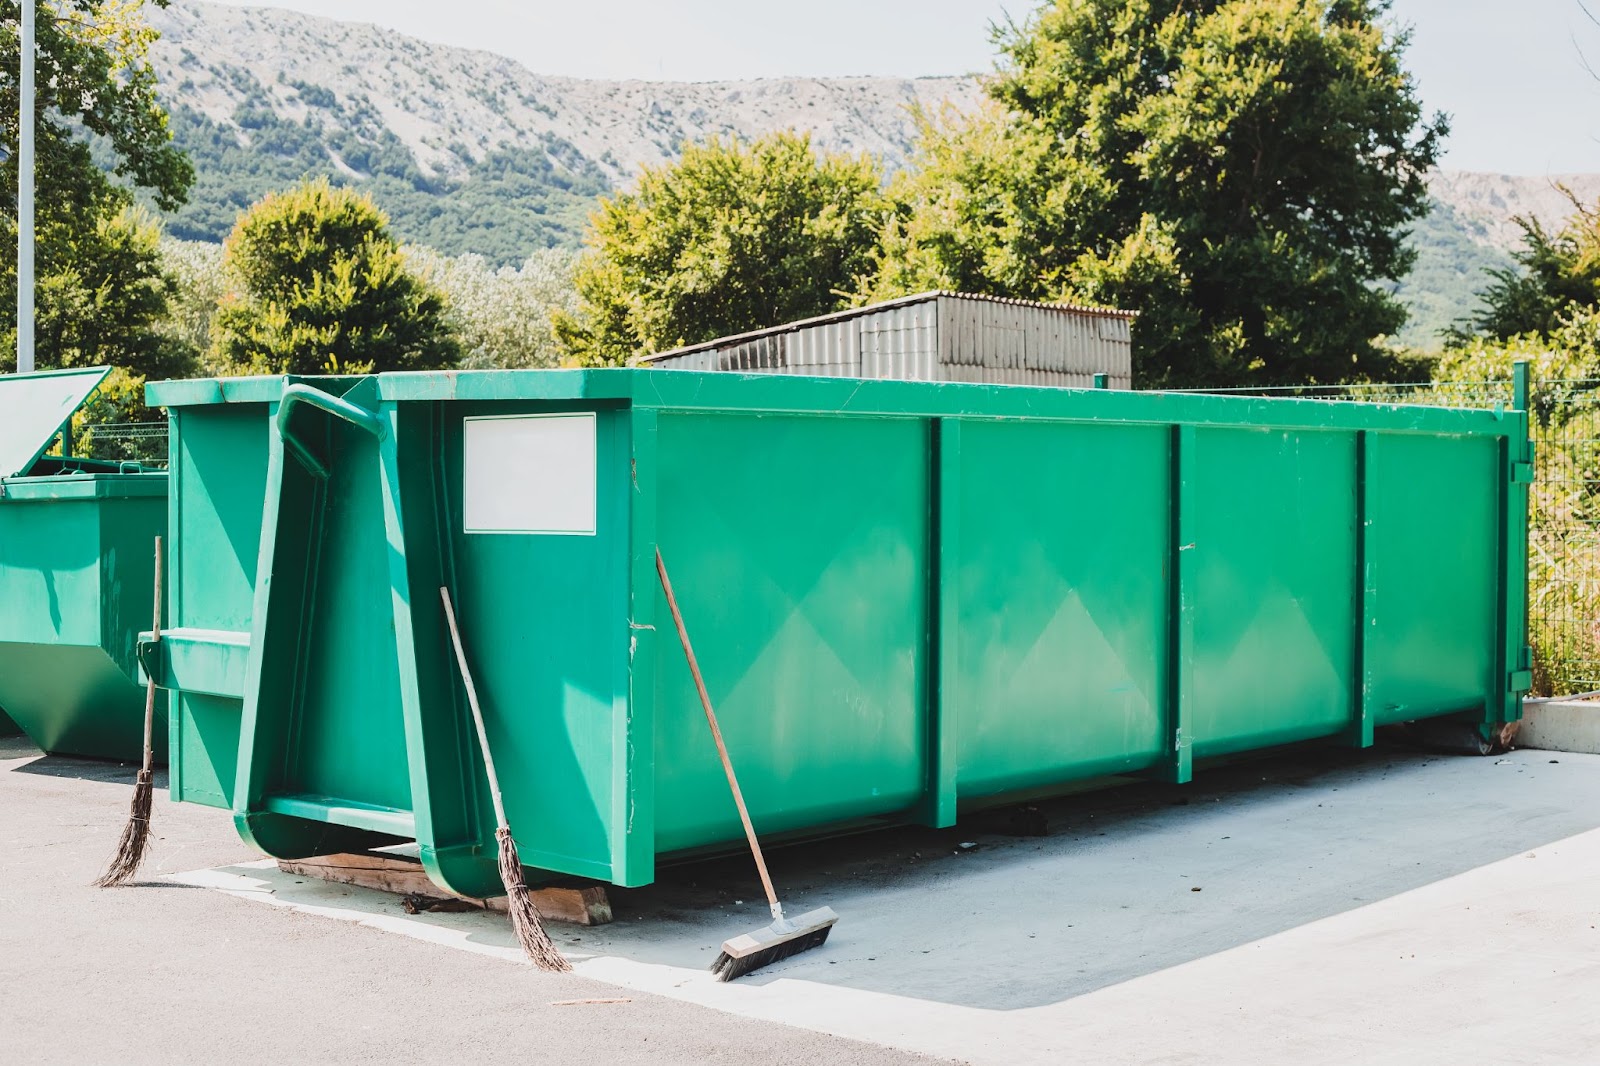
[1502,360,1534,722]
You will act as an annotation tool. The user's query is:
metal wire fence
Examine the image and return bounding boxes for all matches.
[1524,380,1600,696]
[75,420,169,466]
[1187,375,1598,696]
[1181,379,1516,408]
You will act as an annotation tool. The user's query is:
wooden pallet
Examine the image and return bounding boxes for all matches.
[278,852,613,926]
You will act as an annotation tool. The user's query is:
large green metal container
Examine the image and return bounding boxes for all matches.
[0,368,168,760]
[145,369,1531,896]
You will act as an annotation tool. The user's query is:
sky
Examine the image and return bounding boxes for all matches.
[209,0,1600,175]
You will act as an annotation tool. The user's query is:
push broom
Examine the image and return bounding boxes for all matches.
[655,549,838,981]
[440,586,571,972]
[96,536,163,888]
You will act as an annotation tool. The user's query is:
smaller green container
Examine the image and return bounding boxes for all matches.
[0,368,168,761]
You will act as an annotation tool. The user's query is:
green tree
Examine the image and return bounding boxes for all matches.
[408,246,579,369]
[160,237,227,367]
[1450,197,1600,344]
[211,179,459,375]
[0,0,195,385]
[556,132,887,365]
[35,207,195,394]
[873,0,1445,387]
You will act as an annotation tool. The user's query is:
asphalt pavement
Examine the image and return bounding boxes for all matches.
[0,735,938,1066]
[6,732,1600,1064]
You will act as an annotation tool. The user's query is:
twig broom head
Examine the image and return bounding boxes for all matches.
[94,767,154,888]
[497,826,571,972]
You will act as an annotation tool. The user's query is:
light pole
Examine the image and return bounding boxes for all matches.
[17,0,34,374]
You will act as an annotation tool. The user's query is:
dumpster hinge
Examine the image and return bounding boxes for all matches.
[1511,460,1534,485]
[1508,646,1534,695]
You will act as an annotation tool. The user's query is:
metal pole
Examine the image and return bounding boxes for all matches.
[17,0,35,374]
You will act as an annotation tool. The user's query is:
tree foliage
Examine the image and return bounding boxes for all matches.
[0,0,195,384]
[210,178,459,374]
[408,246,578,369]
[35,207,193,374]
[1450,196,1600,344]
[160,237,227,363]
[871,0,1446,387]
[556,132,887,365]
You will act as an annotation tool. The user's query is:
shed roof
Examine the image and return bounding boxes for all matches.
[632,290,1136,366]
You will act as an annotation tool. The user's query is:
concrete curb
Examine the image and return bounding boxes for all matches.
[1518,698,1600,754]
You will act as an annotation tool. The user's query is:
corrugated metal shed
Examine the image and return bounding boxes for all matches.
[633,291,1135,389]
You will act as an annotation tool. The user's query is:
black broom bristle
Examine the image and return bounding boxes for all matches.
[94,768,154,888]
[711,924,833,982]
[497,827,571,973]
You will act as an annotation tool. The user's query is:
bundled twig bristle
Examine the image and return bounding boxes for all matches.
[498,827,570,972]
[94,768,154,888]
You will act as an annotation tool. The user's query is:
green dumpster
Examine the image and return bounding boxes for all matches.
[145,369,1531,897]
[0,368,168,761]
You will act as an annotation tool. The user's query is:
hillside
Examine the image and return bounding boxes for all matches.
[146,2,980,261]
[1395,172,1600,348]
[141,3,1593,351]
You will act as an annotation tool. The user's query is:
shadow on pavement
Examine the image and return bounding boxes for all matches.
[156,739,1600,1014]
[575,742,1600,1009]
[2,739,166,789]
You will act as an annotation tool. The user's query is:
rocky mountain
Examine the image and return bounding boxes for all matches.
[140,3,1594,350]
[1428,171,1600,251]
[1398,173,1600,347]
[145,2,980,259]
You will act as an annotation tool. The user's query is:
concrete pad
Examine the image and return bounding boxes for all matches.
[0,735,938,1066]
[164,745,1600,1065]
[1518,698,1600,754]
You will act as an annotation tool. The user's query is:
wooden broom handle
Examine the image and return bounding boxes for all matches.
[655,549,782,920]
[141,537,163,775]
[440,586,510,830]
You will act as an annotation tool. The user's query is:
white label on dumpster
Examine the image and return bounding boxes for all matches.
[462,413,597,535]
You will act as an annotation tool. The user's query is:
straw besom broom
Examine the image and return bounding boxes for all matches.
[96,536,163,888]
[440,586,570,972]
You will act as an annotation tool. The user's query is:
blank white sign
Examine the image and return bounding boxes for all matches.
[462,413,597,535]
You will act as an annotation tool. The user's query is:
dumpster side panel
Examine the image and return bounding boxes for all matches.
[441,403,633,881]
[652,411,929,854]
[173,407,271,632]
[951,419,1171,798]
[1366,433,1500,723]
[0,644,147,756]
[0,497,107,649]
[168,407,271,807]
[0,486,166,760]
[97,493,166,681]
[1189,428,1358,757]
[291,424,413,813]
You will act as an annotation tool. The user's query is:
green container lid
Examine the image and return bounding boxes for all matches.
[0,366,110,478]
